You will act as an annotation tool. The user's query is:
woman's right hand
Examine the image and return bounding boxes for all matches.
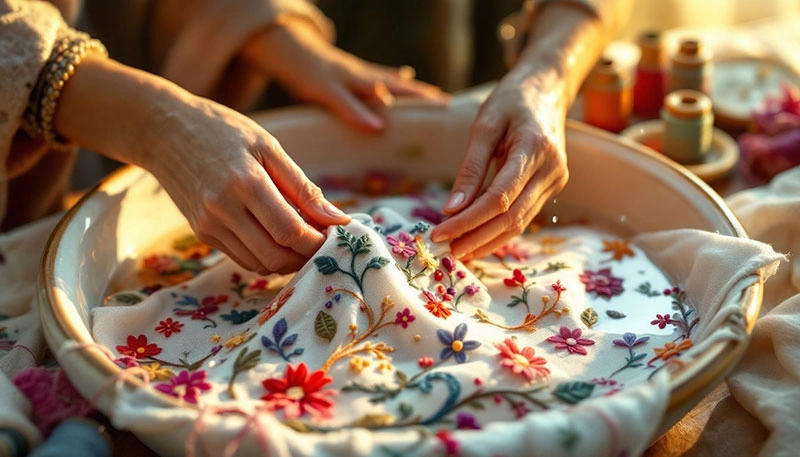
[55,57,350,274]
[143,93,351,274]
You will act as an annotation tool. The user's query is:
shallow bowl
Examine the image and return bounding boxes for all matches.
[39,98,761,455]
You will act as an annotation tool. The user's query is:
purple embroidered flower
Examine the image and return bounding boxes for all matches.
[546,326,595,355]
[579,268,624,298]
[394,308,416,328]
[612,332,650,349]
[411,206,444,224]
[464,284,480,296]
[441,256,457,273]
[455,412,481,430]
[386,232,416,258]
[155,370,212,404]
[650,313,672,329]
[437,323,481,363]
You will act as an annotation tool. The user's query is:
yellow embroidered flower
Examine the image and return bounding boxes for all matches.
[377,360,394,372]
[142,362,174,381]
[349,356,370,373]
[223,329,251,349]
[602,239,635,261]
[539,236,566,255]
[414,237,439,270]
[210,335,221,343]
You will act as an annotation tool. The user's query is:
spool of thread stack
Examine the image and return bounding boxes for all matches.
[667,38,713,94]
[633,31,666,118]
[661,89,714,164]
[583,57,632,133]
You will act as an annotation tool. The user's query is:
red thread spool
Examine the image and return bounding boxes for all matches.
[583,57,632,133]
[633,31,666,119]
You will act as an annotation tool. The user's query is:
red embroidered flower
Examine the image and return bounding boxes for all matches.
[154,318,184,338]
[546,326,595,356]
[503,269,526,287]
[116,334,162,359]
[551,280,566,294]
[650,313,672,329]
[578,268,624,298]
[394,308,416,328]
[495,338,550,381]
[261,363,336,419]
[154,370,211,404]
[423,290,452,319]
[142,255,181,274]
[493,242,528,262]
[435,429,460,457]
[249,279,269,291]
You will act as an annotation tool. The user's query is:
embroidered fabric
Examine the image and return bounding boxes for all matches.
[85,188,782,457]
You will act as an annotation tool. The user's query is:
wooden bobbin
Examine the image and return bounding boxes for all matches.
[661,89,714,164]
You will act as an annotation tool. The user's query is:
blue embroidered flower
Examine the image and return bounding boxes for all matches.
[437,323,480,363]
[612,332,649,349]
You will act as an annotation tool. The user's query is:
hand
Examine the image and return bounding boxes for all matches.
[241,19,449,133]
[142,93,351,274]
[430,71,569,261]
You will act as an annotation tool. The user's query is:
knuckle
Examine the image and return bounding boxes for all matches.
[270,219,306,247]
[486,186,511,213]
[505,210,527,233]
[297,180,324,204]
[459,155,485,182]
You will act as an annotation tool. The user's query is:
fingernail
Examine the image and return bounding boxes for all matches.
[324,202,347,219]
[398,65,416,80]
[445,192,465,211]
[430,231,446,243]
[365,113,384,131]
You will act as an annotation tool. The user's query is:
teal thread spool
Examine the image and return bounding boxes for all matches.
[667,38,713,94]
[661,90,714,164]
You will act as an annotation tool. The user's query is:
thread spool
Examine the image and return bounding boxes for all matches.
[661,90,714,164]
[27,419,111,457]
[633,31,666,118]
[667,38,713,94]
[583,57,632,133]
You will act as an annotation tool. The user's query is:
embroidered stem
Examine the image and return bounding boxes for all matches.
[319,295,395,372]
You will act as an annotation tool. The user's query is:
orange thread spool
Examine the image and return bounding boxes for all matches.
[583,58,632,133]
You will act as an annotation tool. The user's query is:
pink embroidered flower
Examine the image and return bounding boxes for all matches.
[114,356,140,369]
[441,256,457,273]
[386,232,416,258]
[116,334,163,359]
[513,401,532,419]
[579,268,624,298]
[546,327,595,355]
[394,308,416,328]
[13,367,93,434]
[155,370,212,404]
[464,284,480,296]
[503,269,527,287]
[495,338,550,381]
[261,363,336,419]
[154,317,184,338]
[650,313,672,329]
[493,242,528,262]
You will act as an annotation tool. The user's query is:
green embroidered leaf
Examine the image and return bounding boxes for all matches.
[234,347,261,372]
[558,425,581,450]
[366,257,390,270]
[467,400,485,410]
[398,402,413,420]
[605,309,627,319]
[581,307,598,329]
[395,370,408,387]
[220,309,258,325]
[282,419,310,433]
[314,256,340,275]
[113,293,144,305]
[507,296,523,308]
[554,381,595,404]
[314,311,337,341]
[635,281,662,297]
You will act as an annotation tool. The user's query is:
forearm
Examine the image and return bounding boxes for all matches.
[53,56,190,169]
[509,1,630,105]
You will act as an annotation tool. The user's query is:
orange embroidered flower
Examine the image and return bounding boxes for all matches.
[602,239,635,261]
[650,339,693,364]
[423,290,451,319]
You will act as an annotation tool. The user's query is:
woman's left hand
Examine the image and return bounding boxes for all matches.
[430,70,569,261]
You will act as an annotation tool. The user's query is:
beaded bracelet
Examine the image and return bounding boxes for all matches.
[23,34,108,151]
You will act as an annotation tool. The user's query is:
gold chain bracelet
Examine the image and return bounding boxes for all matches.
[23,34,108,151]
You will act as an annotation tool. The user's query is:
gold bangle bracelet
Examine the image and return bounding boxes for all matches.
[23,34,108,151]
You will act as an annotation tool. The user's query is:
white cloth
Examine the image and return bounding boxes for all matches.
[86,191,780,457]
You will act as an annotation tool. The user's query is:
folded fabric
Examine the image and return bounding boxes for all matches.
[87,190,781,457]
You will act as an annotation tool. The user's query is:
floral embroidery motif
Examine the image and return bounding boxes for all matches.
[609,333,649,378]
[173,295,227,328]
[154,318,184,338]
[116,334,162,359]
[261,318,304,362]
[386,231,416,258]
[437,323,481,364]
[546,327,595,356]
[495,338,550,381]
[475,281,568,332]
[394,308,416,329]
[261,363,336,419]
[601,239,635,262]
[648,339,693,366]
[155,370,212,404]
[579,268,624,298]
[423,290,452,319]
